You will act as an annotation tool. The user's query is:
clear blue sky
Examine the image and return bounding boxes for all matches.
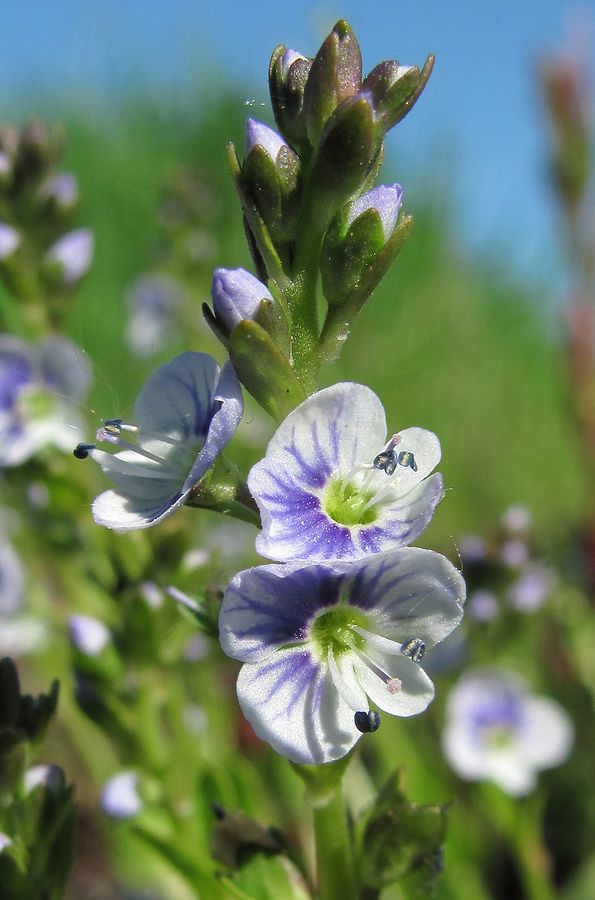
[2,0,593,288]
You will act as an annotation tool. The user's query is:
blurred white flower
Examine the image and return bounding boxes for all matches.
[508,564,555,613]
[468,589,499,622]
[501,504,531,533]
[442,669,574,795]
[0,833,12,853]
[500,539,529,569]
[101,772,142,818]
[68,614,111,656]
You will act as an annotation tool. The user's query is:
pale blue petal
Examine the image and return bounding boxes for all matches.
[184,360,243,489]
[92,488,188,530]
[219,561,342,663]
[357,473,444,555]
[236,646,361,764]
[345,548,465,648]
[352,652,434,716]
[134,352,220,440]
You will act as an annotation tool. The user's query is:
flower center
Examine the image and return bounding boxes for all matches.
[482,724,515,749]
[310,606,368,656]
[322,477,377,526]
[321,435,419,528]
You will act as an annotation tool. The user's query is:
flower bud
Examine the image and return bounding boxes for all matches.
[304,19,362,147]
[44,228,93,285]
[321,182,411,311]
[245,119,286,161]
[25,764,65,796]
[39,172,79,215]
[212,267,273,333]
[362,55,435,131]
[346,183,403,242]
[241,120,300,244]
[310,92,377,222]
[269,46,312,150]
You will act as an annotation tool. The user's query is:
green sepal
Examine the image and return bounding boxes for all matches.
[321,207,387,307]
[242,145,283,232]
[269,44,312,154]
[309,94,376,224]
[304,20,362,148]
[254,298,291,357]
[202,302,230,349]
[290,755,352,807]
[19,768,76,897]
[242,143,300,248]
[318,212,413,364]
[358,770,449,893]
[229,319,306,421]
[363,54,435,131]
[203,296,290,360]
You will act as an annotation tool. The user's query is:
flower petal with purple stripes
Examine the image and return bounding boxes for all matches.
[219,548,465,763]
[248,383,443,562]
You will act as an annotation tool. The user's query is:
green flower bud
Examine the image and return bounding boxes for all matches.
[242,120,300,245]
[321,183,404,307]
[363,54,435,131]
[269,46,313,152]
[309,92,377,222]
[304,19,362,147]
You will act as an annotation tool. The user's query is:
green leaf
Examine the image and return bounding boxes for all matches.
[359,771,449,892]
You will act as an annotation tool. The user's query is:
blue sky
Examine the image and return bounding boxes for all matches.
[2,1,593,288]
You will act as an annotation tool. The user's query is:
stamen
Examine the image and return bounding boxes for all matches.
[73,442,96,460]
[95,429,171,466]
[372,433,417,476]
[354,710,381,733]
[352,646,402,695]
[103,419,182,447]
[397,450,418,472]
[401,638,426,663]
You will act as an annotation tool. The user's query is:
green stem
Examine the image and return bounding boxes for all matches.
[186,457,261,527]
[480,786,554,900]
[513,795,555,900]
[312,784,357,900]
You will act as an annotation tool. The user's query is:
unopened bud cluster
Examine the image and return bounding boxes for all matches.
[0,122,93,329]
[0,658,75,897]
[205,20,434,418]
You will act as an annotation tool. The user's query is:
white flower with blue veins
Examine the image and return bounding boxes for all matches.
[248,382,443,562]
[75,352,243,530]
[219,547,465,764]
[442,669,574,795]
